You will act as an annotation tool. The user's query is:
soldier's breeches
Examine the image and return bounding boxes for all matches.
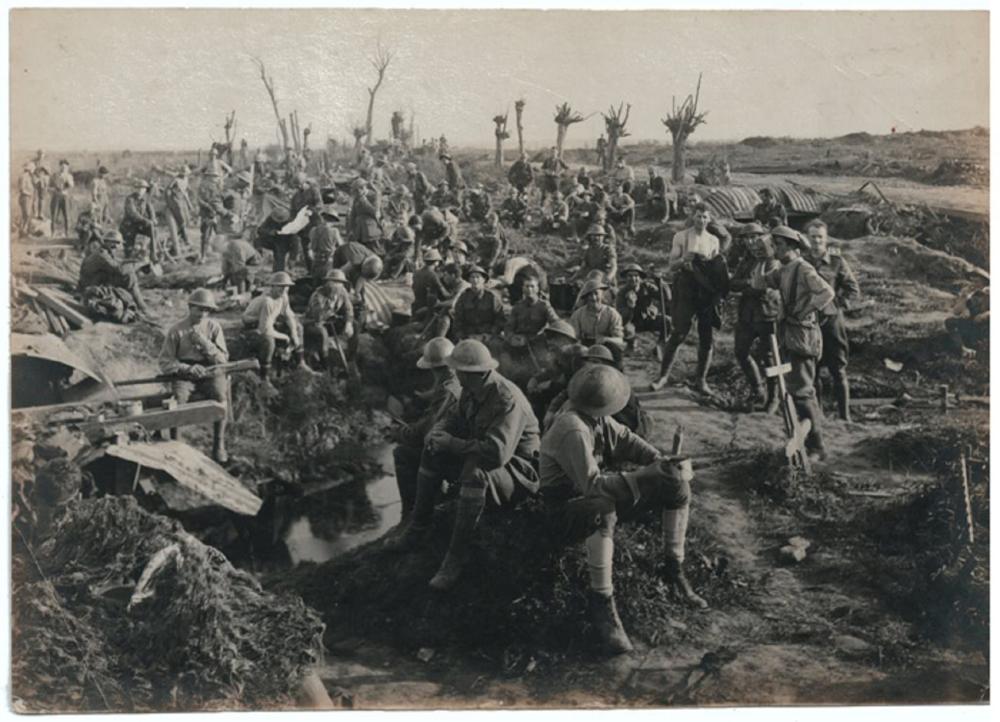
[393,444,422,518]
[819,313,849,375]
[786,353,818,401]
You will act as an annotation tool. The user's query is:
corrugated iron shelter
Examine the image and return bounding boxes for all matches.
[701,183,829,221]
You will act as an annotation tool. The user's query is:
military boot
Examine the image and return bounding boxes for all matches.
[587,591,634,655]
[428,495,483,591]
[664,558,708,609]
[795,399,828,462]
[834,377,852,422]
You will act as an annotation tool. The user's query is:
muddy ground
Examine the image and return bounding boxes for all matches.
[10,143,990,709]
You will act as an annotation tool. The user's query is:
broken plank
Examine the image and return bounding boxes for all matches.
[79,401,225,439]
[35,288,93,329]
[764,363,792,378]
[845,490,900,498]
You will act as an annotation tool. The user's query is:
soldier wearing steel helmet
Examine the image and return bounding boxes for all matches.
[579,223,618,283]
[390,338,462,522]
[504,271,560,343]
[241,271,307,380]
[616,263,667,354]
[77,229,152,318]
[570,278,625,356]
[539,364,706,655]
[119,179,156,258]
[158,289,230,462]
[386,339,540,591]
[452,265,506,340]
[303,269,355,374]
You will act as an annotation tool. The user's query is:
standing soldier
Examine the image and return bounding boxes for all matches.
[90,165,112,224]
[158,289,230,463]
[165,165,196,257]
[406,162,432,214]
[202,146,231,188]
[119,179,156,258]
[50,159,75,238]
[646,167,671,222]
[753,188,788,228]
[753,226,835,460]
[730,228,783,412]
[386,339,540,591]
[289,172,324,272]
[651,203,726,394]
[507,151,535,196]
[391,338,461,522]
[32,153,50,221]
[806,220,860,421]
[595,135,607,169]
[540,364,705,654]
[197,171,223,263]
[17,161,36,237]
[452,265,506,340]
[541,147,569,204]
[440,153,465,190]
[308,206,343,280]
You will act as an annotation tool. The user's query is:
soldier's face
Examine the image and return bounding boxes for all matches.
[269,285,287,299]
[523,279,539,301]
[809,227,828,256]
[457,370,488,392]
[189,305,208,323]
[469,274,486,291]
[586,291,602,309]
[774,238,793,263]
[626,272,641,288]
[692,211,710,231]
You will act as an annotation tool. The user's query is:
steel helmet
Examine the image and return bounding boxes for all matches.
[568,364,630,418]
[269,207,290,223]
[447,339,498,372]
[619,263,645,277]
[136,179,151,190]
[451,239,469,254]
[771,225,810,251]
[584,344,615,364]
[543,319,577,340]
[423,248,443,263]
[585,224,607,237]
[188,288,218,310]
[325,269,349,285]
[101,229,124,245]
[580,278,609,298]
[416,337,455,369]
[361,255,384,280]
[464,264,488,280]
[739,222,766,236]
[267,271,295,287]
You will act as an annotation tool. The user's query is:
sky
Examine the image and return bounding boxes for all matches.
[9,8,990,152]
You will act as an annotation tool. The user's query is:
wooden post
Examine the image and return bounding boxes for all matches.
[939,384,950,413]
[960,446,975,545]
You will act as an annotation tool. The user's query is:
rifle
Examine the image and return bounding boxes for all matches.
[113,359,260,386]
[329,331,360,382]
[657,275,671,359]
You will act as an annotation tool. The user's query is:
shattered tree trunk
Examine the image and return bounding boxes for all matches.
[493,114,509,168]
[253,58,290,152]
[515,99,526,156]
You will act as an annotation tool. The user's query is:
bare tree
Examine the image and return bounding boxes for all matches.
[364,41,394,146]
[514,98,526,156]
[553,102,585,160]
[602,102,631,170]
[251,56,289,152]
[493,111,510,167]
[662,73,708,183]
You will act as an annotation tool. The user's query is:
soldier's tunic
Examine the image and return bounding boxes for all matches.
[506,297,560,337]
[453,287,506,338]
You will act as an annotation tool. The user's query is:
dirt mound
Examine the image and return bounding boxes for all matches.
[273,495,756,669]
[12,496,325,712]
[837,132,875,145]
[740,136,779,148]
[926,159,989,187]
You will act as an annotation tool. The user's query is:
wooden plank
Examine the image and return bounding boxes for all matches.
[79,401,226,439]
[41,287,92,317]
[784,418,811,461]
[764,362,792,378]
[960,450,975,545]
[35,288,93,329]
[40,305,61,335]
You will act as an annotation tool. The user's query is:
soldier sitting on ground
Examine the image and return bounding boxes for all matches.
[504,272,560,346]
[77,230,152,322]
[385,339,541,591]
[303,269,356,375]
[241,271,308,381]
[453,265,506,341]
[570,278,626,358]
[946,282,990,360]
[221,234,261,295]
[539,364,706,656]
[616,263,668,355]
[158,288,230,463]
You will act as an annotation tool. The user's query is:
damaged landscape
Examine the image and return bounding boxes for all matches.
[8,8,990,714]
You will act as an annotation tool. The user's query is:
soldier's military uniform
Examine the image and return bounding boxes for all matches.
[809,248,860,420]
[506,296,560,337]
[453,286,506,339]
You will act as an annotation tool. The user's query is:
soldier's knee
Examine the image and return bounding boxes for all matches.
[597,510,617,537]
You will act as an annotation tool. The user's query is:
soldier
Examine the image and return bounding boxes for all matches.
[289,172,324,271]
[32,155,50,220]
[570,278,625,354]
[526,322,581,419]
[505,273,560,342]
[90,165,112,224]
[752,226,835,460]
[608,183,636,240]
[579,224,618,286]
[646,167,671,222]
[197,172,223,263]
[430,180,457,210]
[119,180,156,259]
[348,180,384,254]
[309,206,344,280]
[392,338,461,521]
[50,159,74,238]
[478,212,510,272]
[158,289,230,462]
[385,226,416,280]
[542,190,570,234]
[406,162,432,214]
[333,235,378,285]
[540,364,705,654]
[453,265,506,340]
[202,146,231,187]
[753,188,787,228]
[257,207,296,272]
[17,161,35,237]
[507,151,534,195]
[463,184,492,223]
[499,188,529,229]
[386,339,540,590]
[164,166,196,257]
[303,269,356,374]
[651,203,726,394]
[616,263,667,354]
[444,238,470,268]
[595,135,607,169]
[241,271,307,380]
[77,230,151,317]
[540,147,568,204]
[612,157,635,185]
[75,202,105,252]
[730,230,783,412]
[440,153,465,190]
[220,234,260,294]
[411,248,450,319]
[806,220,861,422]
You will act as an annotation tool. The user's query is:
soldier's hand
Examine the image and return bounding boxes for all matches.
[188,364,207,379]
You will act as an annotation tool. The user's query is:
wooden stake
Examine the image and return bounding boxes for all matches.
[960,447,975,545]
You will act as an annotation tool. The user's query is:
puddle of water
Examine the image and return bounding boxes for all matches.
[282,444,401,566]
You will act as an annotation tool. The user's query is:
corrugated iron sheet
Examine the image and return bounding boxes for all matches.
[12,332,106,383]
[360,279,413,327]
[702,184,827,220]
[106,441,262,516]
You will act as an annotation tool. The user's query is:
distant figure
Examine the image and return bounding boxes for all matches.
[50,159,75,237]
[595,135,607,169]
[753,188,787,228]
[540,147,568,204]
[119,179,156,259]
[507,151,535,195]
[90,165,112,224]
[17,161,35,237]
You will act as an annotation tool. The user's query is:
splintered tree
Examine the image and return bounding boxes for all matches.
[493,111,510,167]
[553,103,585,160]
[514,98,526,155]
[662,73,708,183]
[352,125,367,158]
[364,41,393,146]
[602,102,631,170]
[251,57,290,152]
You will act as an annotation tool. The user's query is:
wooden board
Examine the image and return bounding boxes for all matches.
[34,288,93,329]
[764,363,792,378]
[105,441,262,516]
[79,401,226,439]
